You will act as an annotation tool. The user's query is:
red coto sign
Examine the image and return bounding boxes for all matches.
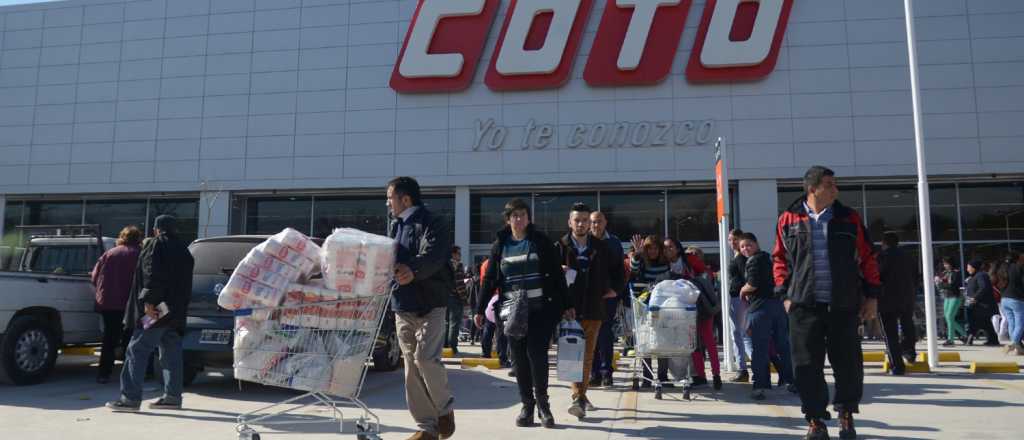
[390,0,794,93]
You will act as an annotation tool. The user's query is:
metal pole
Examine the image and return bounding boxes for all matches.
[716,138,735,372]
[903,0,939,369]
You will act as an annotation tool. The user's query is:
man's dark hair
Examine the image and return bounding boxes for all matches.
[729,228,745,236]
[570,202,592,214]
[882,232,900,248]
[941,256,956,266]
[740,232,758,243]
[803,165,836,193]
[503,198,531,221]
[452,245,461,253]
[153,215,178,235]
[387,176,422,206]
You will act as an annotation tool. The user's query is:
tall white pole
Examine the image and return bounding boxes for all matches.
[716,138,735,372]
[903,0,939,369]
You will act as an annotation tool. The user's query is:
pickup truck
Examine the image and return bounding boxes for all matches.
[183,235,402,386]
[0,225,115,385]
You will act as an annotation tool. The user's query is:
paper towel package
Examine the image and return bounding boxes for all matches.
[323,228,396,296]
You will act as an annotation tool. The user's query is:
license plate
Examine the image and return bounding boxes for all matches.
[199,329,232,345]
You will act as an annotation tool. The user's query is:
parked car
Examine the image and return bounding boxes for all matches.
[183,235,402,386]
[0,225,114,385]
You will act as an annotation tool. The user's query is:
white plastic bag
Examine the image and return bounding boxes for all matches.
[556,320,586,383]
[650,279,701,306]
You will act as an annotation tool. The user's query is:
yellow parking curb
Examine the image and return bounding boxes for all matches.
[969,362,1020,374]
[883,359,930,373]
[461,358,501,370]
[442,348,455,358]
[61,347,97,356]
[917,352,961,363]
[863,351,885,362]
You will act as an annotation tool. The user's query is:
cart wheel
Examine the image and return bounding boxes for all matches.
[683,389,691,400]
[631,378,640,391]
[251,434,260,440]
[654,387,662,400]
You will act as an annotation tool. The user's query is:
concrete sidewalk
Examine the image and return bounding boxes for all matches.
[0,341,1021,439]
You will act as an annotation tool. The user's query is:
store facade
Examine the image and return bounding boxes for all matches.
[1,0,1022,269]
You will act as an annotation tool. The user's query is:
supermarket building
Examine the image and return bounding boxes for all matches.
[1,0,1023,269]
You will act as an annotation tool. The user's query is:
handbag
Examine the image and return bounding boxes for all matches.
[499,245,539,339]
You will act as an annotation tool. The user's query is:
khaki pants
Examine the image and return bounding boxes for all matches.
[396,308,454,435]
[570,319,603,400]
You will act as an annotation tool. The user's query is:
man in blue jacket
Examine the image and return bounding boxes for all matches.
[387,177,456,440]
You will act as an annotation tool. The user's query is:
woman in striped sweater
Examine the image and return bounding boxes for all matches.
[629,234,673,388]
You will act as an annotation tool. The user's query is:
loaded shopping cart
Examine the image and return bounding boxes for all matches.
[232,293,390,440]
[217,227,397,440]
[628,279,700,400]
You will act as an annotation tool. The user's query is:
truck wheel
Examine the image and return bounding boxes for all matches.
[0,316,59,385]
[371,329,402,372]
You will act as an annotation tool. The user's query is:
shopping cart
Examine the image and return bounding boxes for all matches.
[628,281,698,400]
[232,292,391,440]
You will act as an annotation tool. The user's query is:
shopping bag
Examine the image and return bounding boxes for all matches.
[557,320,586,382]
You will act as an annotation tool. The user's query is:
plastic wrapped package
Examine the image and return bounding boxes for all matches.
[556,320,586,382]
[233,321,290,384]
[235,262,291,290]
[256,239,317,276]
[245,249,302,281]
[323,228,396,296]
[219,276,284,310]
[649,279,702,306]
[270,228,322,263]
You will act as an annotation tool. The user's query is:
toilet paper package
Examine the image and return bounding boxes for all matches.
[256,239,317,276]
[323,228,396,296]
[271,228,322,263]
[235,261,290,291]
[219,276,283,309]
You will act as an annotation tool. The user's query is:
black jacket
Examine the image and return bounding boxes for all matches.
[125,232,194,333]
[1003,262,1024,301]
[388,206,454,314]
[773,197,882,311]
[478,225,569,317]
[744,251,775,312]
[965,271,996,308]
[728,253,747,298]
[878,246,919,313]
[557,234,622,321]
[936,268,962,298]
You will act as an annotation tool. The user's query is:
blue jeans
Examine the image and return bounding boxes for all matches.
[120,326,183,404]
[749,299,794,390]
[1002,297,1024,345]
[730,296,752,371]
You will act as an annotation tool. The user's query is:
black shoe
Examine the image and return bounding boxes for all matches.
[691,376,708,387]
[537,398,555,428]
[601,375,613,388]
[105,399,140,412]
[713,375,722,390]
[805,418,830,440]
[838,411,856,439]
[147,398,182,410]
[786,383,799,394]
[589,376,603,388]
[942,340,955,347]
[516,403,535,427]
[751,389,766,401]
[582,396,596,412]
[730,370,749,383]
[508,368,517,377]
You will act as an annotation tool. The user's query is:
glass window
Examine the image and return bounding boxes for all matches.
[24,201,83,226]
[532,192,597,239]
[777,185,863,215]
[84,200,147,239]
[864,186,959,242]
[958,183,1024,241]
[962,242,1012,268]
[471,194,530,243]
[149,198,200,243]
[313,197,387,238]
[245,197,312,237]
[421,195,456,244]
[959,182,1024,206]
[599,191,665,243]
[3,201,23,246]
[668,190,720,243]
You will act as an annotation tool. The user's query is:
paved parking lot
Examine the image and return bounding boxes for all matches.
[0,341,1021,440]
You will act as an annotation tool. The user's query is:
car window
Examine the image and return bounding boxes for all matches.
[190,241,262,275]
[28,245,101,275]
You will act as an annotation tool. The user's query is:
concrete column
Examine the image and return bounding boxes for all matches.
[738,179,779,252]
[455,186,471,267]
[198,190,230,238]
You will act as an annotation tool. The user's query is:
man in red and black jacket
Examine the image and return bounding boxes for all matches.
[773,166,881,440]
